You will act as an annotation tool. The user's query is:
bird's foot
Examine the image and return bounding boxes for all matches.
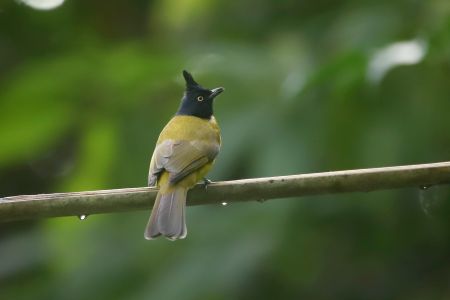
[203,178,212,190]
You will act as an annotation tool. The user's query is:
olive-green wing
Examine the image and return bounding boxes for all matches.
[148,139,219,186]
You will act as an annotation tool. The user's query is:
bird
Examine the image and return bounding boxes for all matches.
[145,70,224,240]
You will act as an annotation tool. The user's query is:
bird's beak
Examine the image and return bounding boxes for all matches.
[209,87,225,99]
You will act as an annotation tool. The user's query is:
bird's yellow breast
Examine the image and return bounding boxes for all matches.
[157,115,221,146]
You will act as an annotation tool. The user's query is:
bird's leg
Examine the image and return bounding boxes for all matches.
[202,178,212,190]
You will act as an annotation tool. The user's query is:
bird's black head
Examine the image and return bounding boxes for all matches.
[176,70,224,119]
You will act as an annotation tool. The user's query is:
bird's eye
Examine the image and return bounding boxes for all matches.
[197,95,204,102]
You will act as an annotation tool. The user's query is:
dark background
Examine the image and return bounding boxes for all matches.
[1,0,450,299]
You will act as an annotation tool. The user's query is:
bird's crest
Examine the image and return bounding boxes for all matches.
[183,70,201,89]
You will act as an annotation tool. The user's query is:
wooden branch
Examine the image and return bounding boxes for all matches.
[1,161,450,222]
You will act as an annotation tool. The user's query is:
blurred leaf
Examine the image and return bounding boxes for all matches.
[1,0,450,299]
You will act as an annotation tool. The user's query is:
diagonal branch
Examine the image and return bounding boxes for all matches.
[1,161,450,222]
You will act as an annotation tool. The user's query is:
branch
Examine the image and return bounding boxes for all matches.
[1,161,450,222]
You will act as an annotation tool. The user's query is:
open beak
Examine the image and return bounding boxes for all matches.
[209,87,225,99]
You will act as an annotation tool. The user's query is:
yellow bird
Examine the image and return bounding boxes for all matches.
[145,70,224,240]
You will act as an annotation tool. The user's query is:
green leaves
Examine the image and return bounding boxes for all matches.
[0,58,79,166]
[1,0,450,299]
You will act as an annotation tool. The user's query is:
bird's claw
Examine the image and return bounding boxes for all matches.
[203,178,212,190]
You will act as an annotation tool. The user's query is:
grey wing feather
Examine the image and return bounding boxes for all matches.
[148,143,169,186]
[148,139,219,186]
[169,156,209,184]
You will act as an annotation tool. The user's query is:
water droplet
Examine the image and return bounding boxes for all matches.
[78,214,88,221]
[420,185,431,190]
[221,202,228,206]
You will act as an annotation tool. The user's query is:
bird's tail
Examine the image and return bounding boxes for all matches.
[144,186,187,241]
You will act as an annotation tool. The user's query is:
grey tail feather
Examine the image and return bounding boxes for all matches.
[144,187,187,241]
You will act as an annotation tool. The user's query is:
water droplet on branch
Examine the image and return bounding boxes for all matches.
[78,214,88,221]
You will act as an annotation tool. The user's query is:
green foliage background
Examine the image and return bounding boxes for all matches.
[1,0,450,299]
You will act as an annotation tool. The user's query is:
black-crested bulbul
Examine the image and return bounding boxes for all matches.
[145,70,224,240]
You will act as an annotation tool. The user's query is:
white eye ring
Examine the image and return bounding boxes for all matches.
[197,96,204,102]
